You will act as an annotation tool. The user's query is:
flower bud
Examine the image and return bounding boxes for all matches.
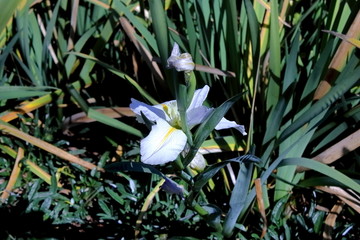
[190,152,207,172]
[167,43,195,72]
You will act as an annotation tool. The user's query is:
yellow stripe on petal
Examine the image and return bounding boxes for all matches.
[160,126,176,146]
[140,118,187,165]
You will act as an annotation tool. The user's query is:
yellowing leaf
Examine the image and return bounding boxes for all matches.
[323,30,360,48]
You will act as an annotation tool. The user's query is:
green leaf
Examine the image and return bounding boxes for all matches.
[280,158,360,194]
[311,121,348,154]
[0,32,20,76]
[299,176,345,188]
[104,162,184,196]
[224,0,240,77]
[67,52,158,105]
[266,0,281,110]
[270,197,287,226]
[98,199,112,215]
[183,1,197,60]
[313,211,326,234]
[67,84,143,137]
[194,94,242,144]
[88,108,143,137]
[202,204,222,232]
[0,86,56,100]
[177,84,192,144]
[262,94,288,144]
[105,187,124,205]
[149,0,169,68]
[41,0,61,72]
[77,12,118,87]
[244,0,260,73]
[280,58,360,142]
[191,155,260,194]
[0,0,22,35]
[64,25,98,77]
[283,30,300,92]
[242,131,314,221]
[223,162,254,237]
[299,38,334,102]
[184,92,245,166]
[112,1,159,55]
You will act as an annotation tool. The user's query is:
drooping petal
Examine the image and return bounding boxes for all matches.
[187,85,210,111]
[215,118,247,135]
[186,106,213,128]
[130,98,166,123]
[140,118,187,165]
[161,178,184,196]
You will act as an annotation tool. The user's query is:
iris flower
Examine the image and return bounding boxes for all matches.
[130,85,247,165]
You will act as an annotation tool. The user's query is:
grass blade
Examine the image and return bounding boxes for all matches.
[68,52,158,105]
[280,158,360,194]
[67,85,143,137]
[184,92,244,166]
[149,0,169,68]
[0,0,22,37]
[0,148,23,202]
[0,86,56,100]
[280,58,360,142]
[266,0,281,110]
[0,121,100,171]
[223,162,254,237]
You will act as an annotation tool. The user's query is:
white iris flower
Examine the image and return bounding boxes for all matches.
[130,85,247,165]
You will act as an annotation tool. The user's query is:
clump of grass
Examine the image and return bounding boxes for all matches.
[0,0,359,239]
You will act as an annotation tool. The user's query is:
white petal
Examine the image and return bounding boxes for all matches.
[188,85,210,110]
[167,43,195,71]
[167,43,181,68]
[156,100,178,122]
[161,178,184,196]
[170,42,181,57]
[172,53,195,71]
[189,152,207,172]
[186,106,213,128]
[140,118,187,165]
[215,118,247,135]
[130,98,166,123]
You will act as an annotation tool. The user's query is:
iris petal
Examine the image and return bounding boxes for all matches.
[188,85,210,110]
[130,98,166,123]
[167,43,195,71]
[171,53,195,71]
[189,152,207,171]
[140,118,187,165]
[187,106,213,128]
[215,118,247,135]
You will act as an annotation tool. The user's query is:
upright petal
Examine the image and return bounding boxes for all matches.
[186,106,213,128]
[140,118,187,165]
[167,43,181,68]
[187,85,210,111]
[130,98,166,123]
[156,100,178,122]
[170,42,181,57]
[215,118,247,135]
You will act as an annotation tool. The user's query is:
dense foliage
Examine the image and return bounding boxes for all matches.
[0,0,359,239]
